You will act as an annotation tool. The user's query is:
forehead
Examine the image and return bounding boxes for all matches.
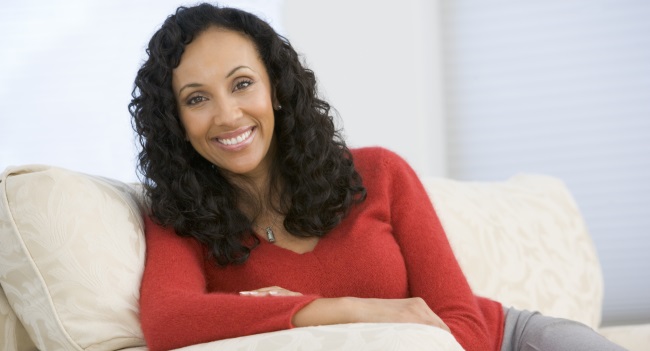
[173,27,263,82]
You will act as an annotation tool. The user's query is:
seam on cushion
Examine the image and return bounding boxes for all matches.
[84,336,146,351]
[0,168,84,351]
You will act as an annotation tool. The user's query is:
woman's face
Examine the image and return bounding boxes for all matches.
[172,27,276,180]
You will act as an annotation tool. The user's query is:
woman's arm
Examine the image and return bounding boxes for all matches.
[378,148,494,351]
[292,297,449,332]
[139,217,320,351]
[241,287,449,331]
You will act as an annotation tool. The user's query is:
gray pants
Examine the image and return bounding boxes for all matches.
[500,307,627,351]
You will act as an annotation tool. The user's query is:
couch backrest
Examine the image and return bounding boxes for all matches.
[423,174,603,329]
[0,165,604,350]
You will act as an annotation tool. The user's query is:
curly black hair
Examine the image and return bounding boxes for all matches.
[129,3,366,265]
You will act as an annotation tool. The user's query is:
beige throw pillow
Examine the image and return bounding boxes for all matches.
[0,165,146,350]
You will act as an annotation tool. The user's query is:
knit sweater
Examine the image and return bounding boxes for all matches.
[139,147,504,351]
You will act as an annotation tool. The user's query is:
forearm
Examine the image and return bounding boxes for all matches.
[291,297,355,327]
[291,296,449,332]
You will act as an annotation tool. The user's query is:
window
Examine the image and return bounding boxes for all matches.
[442,1,650,325]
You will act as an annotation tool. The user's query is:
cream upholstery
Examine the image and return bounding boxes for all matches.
[0,288,34,351]
[173,324,463,351]
[0,165,647,351]
[0,166,146,350]
[423,175,603,329]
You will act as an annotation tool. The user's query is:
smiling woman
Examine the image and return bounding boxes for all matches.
[129,3,364,268]
[128,3,627,351]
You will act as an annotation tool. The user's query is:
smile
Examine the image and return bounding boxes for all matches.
[215,127,254,146]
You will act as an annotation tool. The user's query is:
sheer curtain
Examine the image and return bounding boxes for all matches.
[441,0,650,325]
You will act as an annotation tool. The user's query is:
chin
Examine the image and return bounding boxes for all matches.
[221,161,263,177]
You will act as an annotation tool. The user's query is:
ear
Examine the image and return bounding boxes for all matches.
[272,87,281,111]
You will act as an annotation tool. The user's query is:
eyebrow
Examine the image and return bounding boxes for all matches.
[177,65,253,96]
[226,65,251,78]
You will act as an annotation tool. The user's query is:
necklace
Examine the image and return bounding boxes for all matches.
[253,215,280,243]
[262,226,276,243]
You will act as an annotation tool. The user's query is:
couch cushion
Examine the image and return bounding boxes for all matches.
[172,323,464,351]
[599,323,650,351]
[423,174,603,329]
[0,165,147,350]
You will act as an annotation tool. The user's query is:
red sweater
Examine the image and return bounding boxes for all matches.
[139,147,504,351]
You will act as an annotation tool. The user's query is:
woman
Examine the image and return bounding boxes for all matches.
[130,3,625,351]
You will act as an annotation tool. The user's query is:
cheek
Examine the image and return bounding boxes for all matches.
[246,88,274,112]
[179,113,208,138]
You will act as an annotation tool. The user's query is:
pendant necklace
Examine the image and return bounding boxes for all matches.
[263,226,276,243]
[254,215,280,243]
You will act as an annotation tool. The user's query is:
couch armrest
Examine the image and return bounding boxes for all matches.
[0,285,36,351]
[599,323,650,351]
[170,323,464,351]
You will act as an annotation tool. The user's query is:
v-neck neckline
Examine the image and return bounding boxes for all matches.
[259,227,340,256]
[262,236,321,256]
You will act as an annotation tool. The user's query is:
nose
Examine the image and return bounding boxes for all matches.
[212,96,242,127]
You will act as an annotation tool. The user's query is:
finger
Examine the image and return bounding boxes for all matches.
[239,289,302,297]
[239,286,281,297]
[250,286,302,296]
[251,286,283,292]
[268,290,302,296]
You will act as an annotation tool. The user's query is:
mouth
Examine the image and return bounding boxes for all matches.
[214,127,255,148]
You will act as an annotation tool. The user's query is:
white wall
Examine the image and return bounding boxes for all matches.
[1,0,445,179]
[283,0,447,176]
[1,1,173,181]
[0,0,283,182]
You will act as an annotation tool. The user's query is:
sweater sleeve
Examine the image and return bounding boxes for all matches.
[139,216,320,351]
[377,149,496,351]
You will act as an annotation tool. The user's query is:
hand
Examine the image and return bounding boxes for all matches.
[349,297,450,332]
[239,286,303,297]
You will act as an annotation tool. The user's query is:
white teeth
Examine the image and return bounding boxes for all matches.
[218,129,252,146]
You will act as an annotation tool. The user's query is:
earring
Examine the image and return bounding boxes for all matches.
[274,104,282,110]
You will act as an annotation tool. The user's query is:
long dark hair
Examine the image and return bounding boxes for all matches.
[129,3,366,265]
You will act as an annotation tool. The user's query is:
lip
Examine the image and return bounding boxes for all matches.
[211,126,256,151]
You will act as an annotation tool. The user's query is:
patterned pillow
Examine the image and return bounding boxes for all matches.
[0,286,35,351]
[423,174,603,329]
[0,165,147,350]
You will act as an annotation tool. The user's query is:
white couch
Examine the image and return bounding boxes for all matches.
[1,165,648,351]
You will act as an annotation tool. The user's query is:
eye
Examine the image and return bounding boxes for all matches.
[233,78,253,92]
[186,95,207,106]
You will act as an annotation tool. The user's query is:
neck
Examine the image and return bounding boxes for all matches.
[223,139,278,202]
[224,170,286,224]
